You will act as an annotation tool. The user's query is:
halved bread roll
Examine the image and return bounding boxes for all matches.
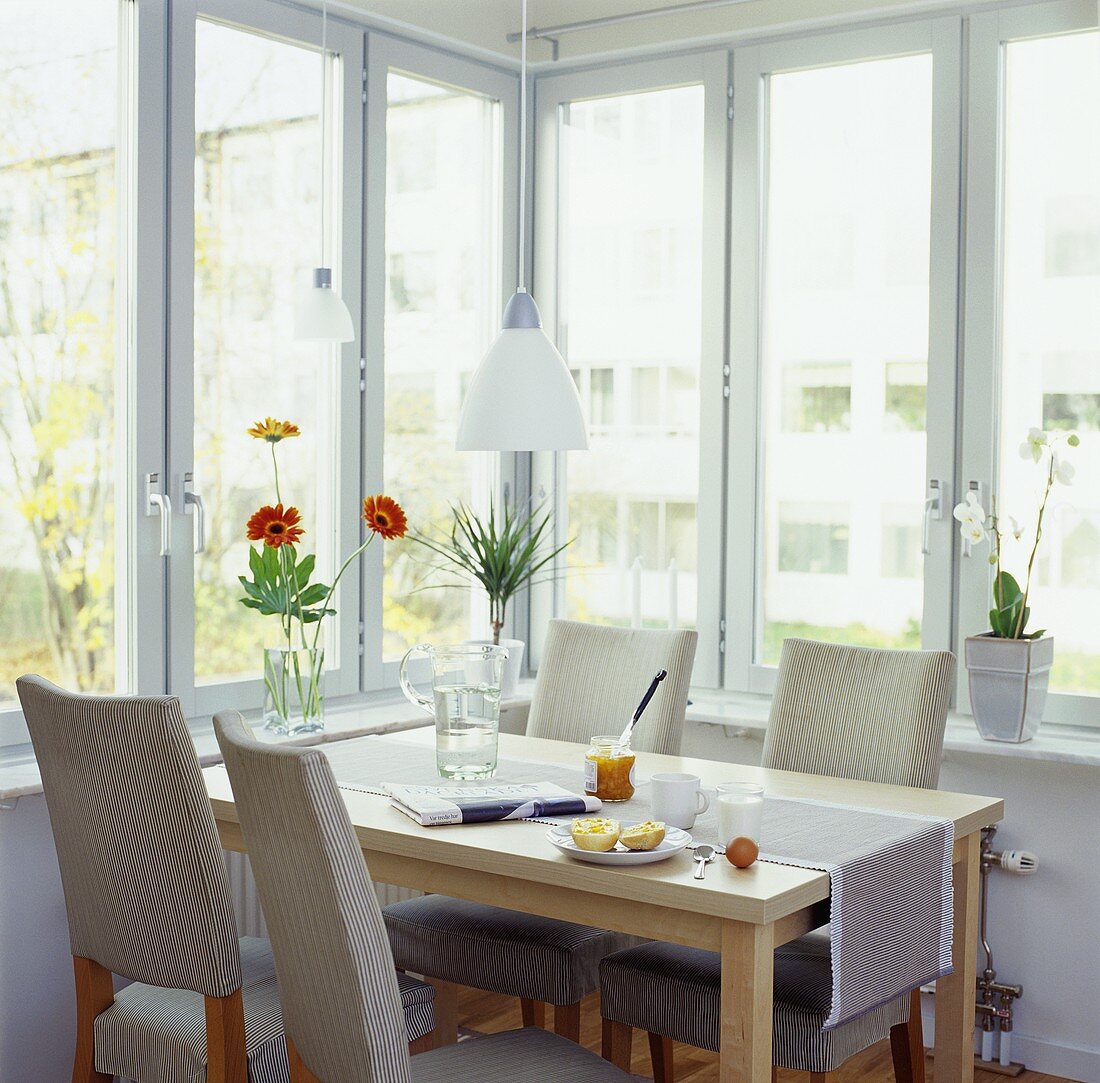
[620,821,667,851]
[571,817,621,852]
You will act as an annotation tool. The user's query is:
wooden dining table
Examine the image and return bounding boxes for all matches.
[204,729,1003,1083]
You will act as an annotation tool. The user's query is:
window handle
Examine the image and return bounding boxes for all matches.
[145,473,173,558]
[921,478,948,555]
[182,472,206,554]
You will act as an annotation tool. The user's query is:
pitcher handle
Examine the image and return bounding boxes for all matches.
[399,644,435,716]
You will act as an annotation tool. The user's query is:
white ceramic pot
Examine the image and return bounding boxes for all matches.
[464,638,525,700]
[965,633,1054,743]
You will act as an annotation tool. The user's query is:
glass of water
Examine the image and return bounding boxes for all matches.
[399,643,507,779]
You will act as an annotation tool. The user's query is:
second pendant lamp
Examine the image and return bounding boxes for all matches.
[295,0,354,344]
[455,0,588,452]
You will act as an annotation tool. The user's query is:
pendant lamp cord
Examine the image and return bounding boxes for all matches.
[319,0,328,268]
[517,0,527,292]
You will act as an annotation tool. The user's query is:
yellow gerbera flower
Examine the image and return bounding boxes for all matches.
[247,417,301,443]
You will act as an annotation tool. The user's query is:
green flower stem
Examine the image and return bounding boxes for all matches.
[1014,456,1056,640]
[271,442,282,505]
[310,532,377,656]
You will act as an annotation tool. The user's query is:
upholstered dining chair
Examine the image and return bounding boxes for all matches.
[382,618,698,1045]
[598,637,956,1083]
[16,676,436,1083]
[212,708,640,1083]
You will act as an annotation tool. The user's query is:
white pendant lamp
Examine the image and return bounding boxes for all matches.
[456,0,588,452]
[295,0,354,344]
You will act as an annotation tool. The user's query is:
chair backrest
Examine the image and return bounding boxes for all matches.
[761,638,956,789]
[16,675,240,997]
[214,710,412,1083]
[525,619,698,755]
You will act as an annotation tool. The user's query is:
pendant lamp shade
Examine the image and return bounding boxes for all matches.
[456,290,588,451]
[295,267,355,342]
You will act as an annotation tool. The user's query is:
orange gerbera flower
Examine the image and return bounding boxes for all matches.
[362,495,407,540]
[247,417,301,443]
[246,504,305,549]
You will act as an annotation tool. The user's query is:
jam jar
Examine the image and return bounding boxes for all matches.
[584,735,636,802]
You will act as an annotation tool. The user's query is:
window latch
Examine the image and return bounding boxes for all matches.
[921,478,948,555]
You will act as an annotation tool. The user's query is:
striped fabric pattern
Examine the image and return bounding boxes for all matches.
[214,712,637,1083]
[384,895,637,1005]
[214,711,416,1083]
[526,619,698,755]
[410,1026,637,1082]
[599,935,910,1074]
[16,675,241,997]
[762,638,956,788]
[97,941,435,1083]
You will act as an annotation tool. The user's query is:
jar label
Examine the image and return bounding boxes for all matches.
[584,758,598,793]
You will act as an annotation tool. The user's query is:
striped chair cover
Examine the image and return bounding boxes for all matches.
[383,620,698,1014]
[212,711,638,1083]
[16,676,433,1083]
[599,638,956,1075]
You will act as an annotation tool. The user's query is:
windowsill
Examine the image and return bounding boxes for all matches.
[3,681,1099,804]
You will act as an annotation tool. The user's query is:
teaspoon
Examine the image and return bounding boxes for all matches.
[692,844,716,880]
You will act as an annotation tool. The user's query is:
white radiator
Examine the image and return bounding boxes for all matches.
[222,849,421,937]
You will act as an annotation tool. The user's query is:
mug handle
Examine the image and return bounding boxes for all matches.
[695,788,712,815]
[399,644,435,717]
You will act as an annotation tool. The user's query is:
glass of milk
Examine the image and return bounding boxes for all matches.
[716,782,764,847]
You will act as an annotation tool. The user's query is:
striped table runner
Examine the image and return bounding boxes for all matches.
[323,736,953,1031]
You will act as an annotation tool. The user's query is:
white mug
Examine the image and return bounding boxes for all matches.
[650,772,711,830]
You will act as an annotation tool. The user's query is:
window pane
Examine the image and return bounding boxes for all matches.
[0,2,126,702]
[999,32,1100,694]
[558,86,704,629]
[383,74,500,659]
[759,56,932,662]
[193,21,338,684]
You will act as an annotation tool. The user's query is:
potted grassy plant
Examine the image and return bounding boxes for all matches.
[954,427,1078,742]
[410,498,571,698]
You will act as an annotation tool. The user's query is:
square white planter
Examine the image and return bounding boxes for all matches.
[965,633,1054,743]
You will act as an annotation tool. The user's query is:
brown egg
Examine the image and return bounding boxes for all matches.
[725,836,759,869]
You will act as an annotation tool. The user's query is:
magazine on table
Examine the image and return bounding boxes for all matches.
[386,781,602,827]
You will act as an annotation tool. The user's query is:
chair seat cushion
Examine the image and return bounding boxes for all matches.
[385,896,637,1005]
[94,937,435,1083]
[412,1026,637,1082]
[599,931,911,1074]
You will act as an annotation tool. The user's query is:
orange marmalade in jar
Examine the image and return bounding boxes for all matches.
[584,736,636,802]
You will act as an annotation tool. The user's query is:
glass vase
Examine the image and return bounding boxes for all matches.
[262,646,325,735]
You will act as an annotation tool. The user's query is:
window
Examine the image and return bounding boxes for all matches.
[997,27,1100,696]
[190,20,340,688]
[756,50,935,665]
[552,82,706,631]
[0,1,129,705]
[382,71,501,659]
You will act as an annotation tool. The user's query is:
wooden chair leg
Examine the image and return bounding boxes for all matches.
[287,1036,322,1083]
[204,988,248,1083]
[601,1018,633,1070]
[553,1001,582,1043]
[72,956,113,1083]
[890,989,926,1083]
[648,1031,675,1083]
[425,977,460,1045]
[520,997,547,1028]
[809,1075,830,1083]
[771,1069,779,1082]
[408,1030,437,1055]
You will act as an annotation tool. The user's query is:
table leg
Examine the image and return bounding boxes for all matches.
[719,919,774,1083]
[934,830,980,1083]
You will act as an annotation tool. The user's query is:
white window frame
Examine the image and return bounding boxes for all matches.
[167,0,365,719]
[529,52,730,688]
[724,20,964,695]
[363,33,519,692]
[961,0,1100,727]
[0,0,169,747]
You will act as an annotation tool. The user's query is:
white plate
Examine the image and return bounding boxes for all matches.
[546,822,693,866]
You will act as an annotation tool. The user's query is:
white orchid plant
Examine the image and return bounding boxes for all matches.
[953,427,1079,640]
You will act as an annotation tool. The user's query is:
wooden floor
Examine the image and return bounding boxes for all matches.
[456,986,1072,1083]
